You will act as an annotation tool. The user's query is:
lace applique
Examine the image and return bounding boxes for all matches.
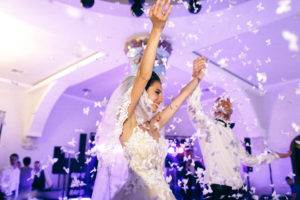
[119,127,175,200]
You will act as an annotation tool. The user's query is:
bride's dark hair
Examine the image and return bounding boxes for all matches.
[145,71,161,91]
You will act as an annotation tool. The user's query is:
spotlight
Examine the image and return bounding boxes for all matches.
[177,146,184,154]
[130,0,145,17]
[80,0,94,9]
[168,146,176,154]
[188,0,202,14]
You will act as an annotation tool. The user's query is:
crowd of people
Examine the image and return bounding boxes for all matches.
[0,153,52,200]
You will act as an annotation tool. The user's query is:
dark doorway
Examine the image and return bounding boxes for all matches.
[290,135,300,186]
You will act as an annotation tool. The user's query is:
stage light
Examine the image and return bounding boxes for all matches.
[168,146,176,154]
[130,0,145,17]
[80,0,94,9]
[188,0,202,14]
[177,146,184,154]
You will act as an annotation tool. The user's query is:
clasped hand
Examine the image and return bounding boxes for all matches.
[193,56,207,80]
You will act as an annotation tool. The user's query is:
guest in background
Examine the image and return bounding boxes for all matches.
[286,176,300,200]
[17,162,21,169]
[18,157,33,200]
[0,153,20,199]
[177,148,205,200]
[32,161,52,191]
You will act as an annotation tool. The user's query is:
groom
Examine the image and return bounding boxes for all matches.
[187,63,292,199]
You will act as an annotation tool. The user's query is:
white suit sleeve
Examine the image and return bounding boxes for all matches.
[187,86,215,133]
[238,142,280,166]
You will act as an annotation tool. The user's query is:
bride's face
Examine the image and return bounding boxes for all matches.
[146,81,163,113]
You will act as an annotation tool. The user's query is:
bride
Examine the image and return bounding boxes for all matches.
[92,0,207,199]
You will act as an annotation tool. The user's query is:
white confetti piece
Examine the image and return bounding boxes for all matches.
[238,52,247,60]
[278,94,285,101]
[213,49,223,58]
[70,176,86,188]
[48,156,58,165]
[276,0,291,14]
[265,57,271,63]
[85,157,92,164]
[166,175,172,183]
[246,20,253,29]
[94,101,102,108]
[143,22,149,30]
[266,39,271,46]
[68,138,76,147]
[167,21,175,28]
[257,2,264,12]
[218,57,229,68]
[63,167,70,174]
[257,72,267,83]
[83,106,90,115]
[90,167,97,173]
[282,30,299,52]
[295,84,300,95]
[292,122,300,132]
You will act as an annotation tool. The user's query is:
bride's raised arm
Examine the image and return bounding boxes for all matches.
[151,57,207,129]
[127,0,172,119]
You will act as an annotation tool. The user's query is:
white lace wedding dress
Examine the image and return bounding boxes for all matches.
[93,76,175,200]
[113,126,175,200]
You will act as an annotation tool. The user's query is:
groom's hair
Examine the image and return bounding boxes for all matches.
[145,71,161,91]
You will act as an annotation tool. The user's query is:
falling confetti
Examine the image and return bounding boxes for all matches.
[256,2,264,12]
[63,167,70,174]
[278,94,285,101]
[70,176,86,188]
[276,0,291,14]
[166,175,172,183]
[265,39,271,46]
[282,30,299,52]
[257,72,267,83]
[291,122,300,132]
[167,21,175,28]
[295,84,300,95]
[68,137,76,147]
[218,57,229,68]
[83,106,90,116]
[265,57,271,63]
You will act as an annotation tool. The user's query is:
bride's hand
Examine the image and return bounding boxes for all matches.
[193,57,207,80]
[149,0,172,31]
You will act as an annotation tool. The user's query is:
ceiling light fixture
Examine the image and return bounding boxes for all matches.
[28,52,105,92]
[80,0,95,9]
[130,0,145,17]
[188,0,202,14]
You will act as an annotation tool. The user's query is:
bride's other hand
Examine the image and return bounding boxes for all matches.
[193,56,207,81]
[149,0,172,31]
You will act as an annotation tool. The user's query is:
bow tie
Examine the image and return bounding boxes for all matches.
[215,118,235,129]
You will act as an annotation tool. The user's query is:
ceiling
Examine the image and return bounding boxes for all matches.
[0,0,299,136]
[0,0,298,88]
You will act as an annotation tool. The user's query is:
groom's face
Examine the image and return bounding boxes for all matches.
[214,98,233,117]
